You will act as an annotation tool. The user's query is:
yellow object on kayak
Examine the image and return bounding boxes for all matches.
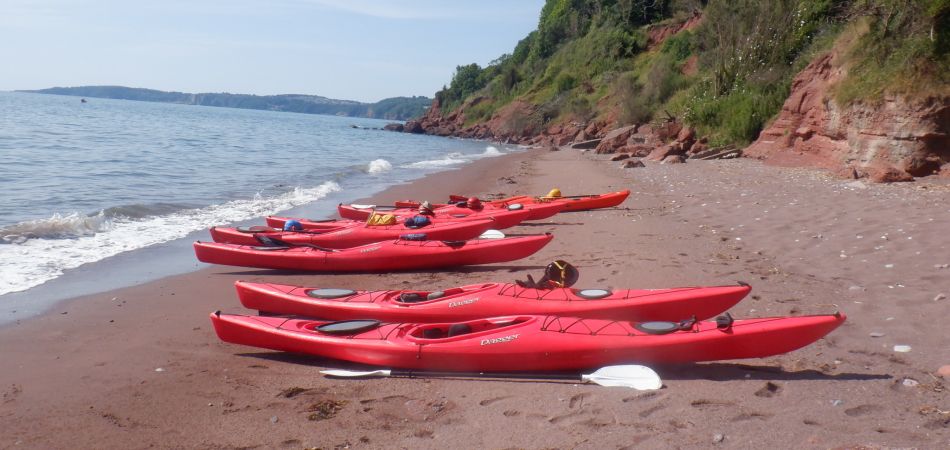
[366,212,397,226]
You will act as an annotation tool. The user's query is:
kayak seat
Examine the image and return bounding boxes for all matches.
[251,246,290,251]
[398,293,427,303]
[447,323,472,337]
[426,291,445,300]
[422,328,444,339]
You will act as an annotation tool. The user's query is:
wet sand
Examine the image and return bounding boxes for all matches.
[1,148,948,449]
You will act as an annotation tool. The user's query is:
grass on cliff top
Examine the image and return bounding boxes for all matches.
[834,2,950,104]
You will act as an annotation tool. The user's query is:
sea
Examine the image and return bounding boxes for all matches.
[0,91,517,323]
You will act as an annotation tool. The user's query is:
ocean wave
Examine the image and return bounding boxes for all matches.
[0,181,341,296]
[482,146,502,156]
[401,152,467,169]
[0,212,112,243]
[401,146,506,170]
[366,159,392,174]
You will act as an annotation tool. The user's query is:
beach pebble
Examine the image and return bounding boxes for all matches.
[712,433,725,444]
[935,293,947,301]
[937,365,950,377]
[869,332,885,338]
[270,415,279,424]
[155,368,165,372]
[893,345,912,353]
[934,264,948,269]
[902,378,919,387]
[848,285,864,292]
[831,399,844,406]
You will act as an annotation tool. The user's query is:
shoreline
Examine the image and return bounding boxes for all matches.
[0,144,525,327]
[2,147,948,448]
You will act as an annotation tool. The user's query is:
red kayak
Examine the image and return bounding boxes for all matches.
[431,189,630,212]
[209,218,495,248]
[266,205,535,230]
[336,201,565,222]
[395,189,630,211]
[235,280,751,322]
[210,311,846,371]
[193,233,553,271]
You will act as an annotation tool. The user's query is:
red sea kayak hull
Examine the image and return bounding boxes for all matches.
[403,189,631,213]
[267,205,535,230]
[210,312,846,371]
[336,201,564,223]
[209,218,495,248]
[193,233,553,271]
[235,281,751,322]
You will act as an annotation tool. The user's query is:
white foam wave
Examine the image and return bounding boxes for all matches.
[1,212,112,243]
[0,181,341,296]
[401,155,467,169]
[367,159,392,174]
[482,146,502,156]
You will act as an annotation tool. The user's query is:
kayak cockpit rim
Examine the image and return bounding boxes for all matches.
[404,316,536,343]
[392,284,498,305]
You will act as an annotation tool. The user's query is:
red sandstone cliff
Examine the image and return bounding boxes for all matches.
[744,50,950,182]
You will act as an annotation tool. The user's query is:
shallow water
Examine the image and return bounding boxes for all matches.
[0,92,515,309]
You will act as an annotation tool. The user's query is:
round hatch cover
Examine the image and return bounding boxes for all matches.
[316,319,381,335]
[576,289,611,299]
[306,288,357,299]
[634,321,680,335]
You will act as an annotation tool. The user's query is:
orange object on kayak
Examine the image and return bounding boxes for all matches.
[234,280,751,322]
[210,312,845,371]
[193,233,553,272]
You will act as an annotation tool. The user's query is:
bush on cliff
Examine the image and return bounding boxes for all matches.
[431,0,948,147]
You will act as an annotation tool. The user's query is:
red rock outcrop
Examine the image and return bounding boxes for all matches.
[647,12,703,50]
[744,50,950,182]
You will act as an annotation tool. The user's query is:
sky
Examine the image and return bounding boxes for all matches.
[1,0,545,102]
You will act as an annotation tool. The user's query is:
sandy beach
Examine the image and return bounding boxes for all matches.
[2,148,948,449]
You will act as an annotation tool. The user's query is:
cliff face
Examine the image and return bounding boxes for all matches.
[744,51,950,182]
[400,0,949,182]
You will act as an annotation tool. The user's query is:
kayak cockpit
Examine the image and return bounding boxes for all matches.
[405,316,534,342]
[393,284,496,304]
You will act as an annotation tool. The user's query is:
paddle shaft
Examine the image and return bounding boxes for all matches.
[388,369,583,382]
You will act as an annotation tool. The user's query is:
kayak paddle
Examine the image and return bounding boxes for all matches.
[478,229,505,239]
[320,364,662,390]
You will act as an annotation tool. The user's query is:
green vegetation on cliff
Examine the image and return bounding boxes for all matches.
[25,86,430,120]
[436,0,949,146]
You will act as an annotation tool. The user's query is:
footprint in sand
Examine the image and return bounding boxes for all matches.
[622,391,661,402]
[844,404,882,417]
[567,393,591,409]
[690,399,736,410]
[478,396,511,407]
[638,404,666,418]
[754,381,783,398]
[731,410,773,421]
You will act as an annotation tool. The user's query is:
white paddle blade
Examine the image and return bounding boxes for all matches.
[478,229,506,239]
[581,365,662,390]
[320,369,392,378]
[350,203,376,209]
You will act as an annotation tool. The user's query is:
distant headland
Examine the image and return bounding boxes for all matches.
[21,86,429,121]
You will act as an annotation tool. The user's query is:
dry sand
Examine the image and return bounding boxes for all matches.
[1,148,948,449]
